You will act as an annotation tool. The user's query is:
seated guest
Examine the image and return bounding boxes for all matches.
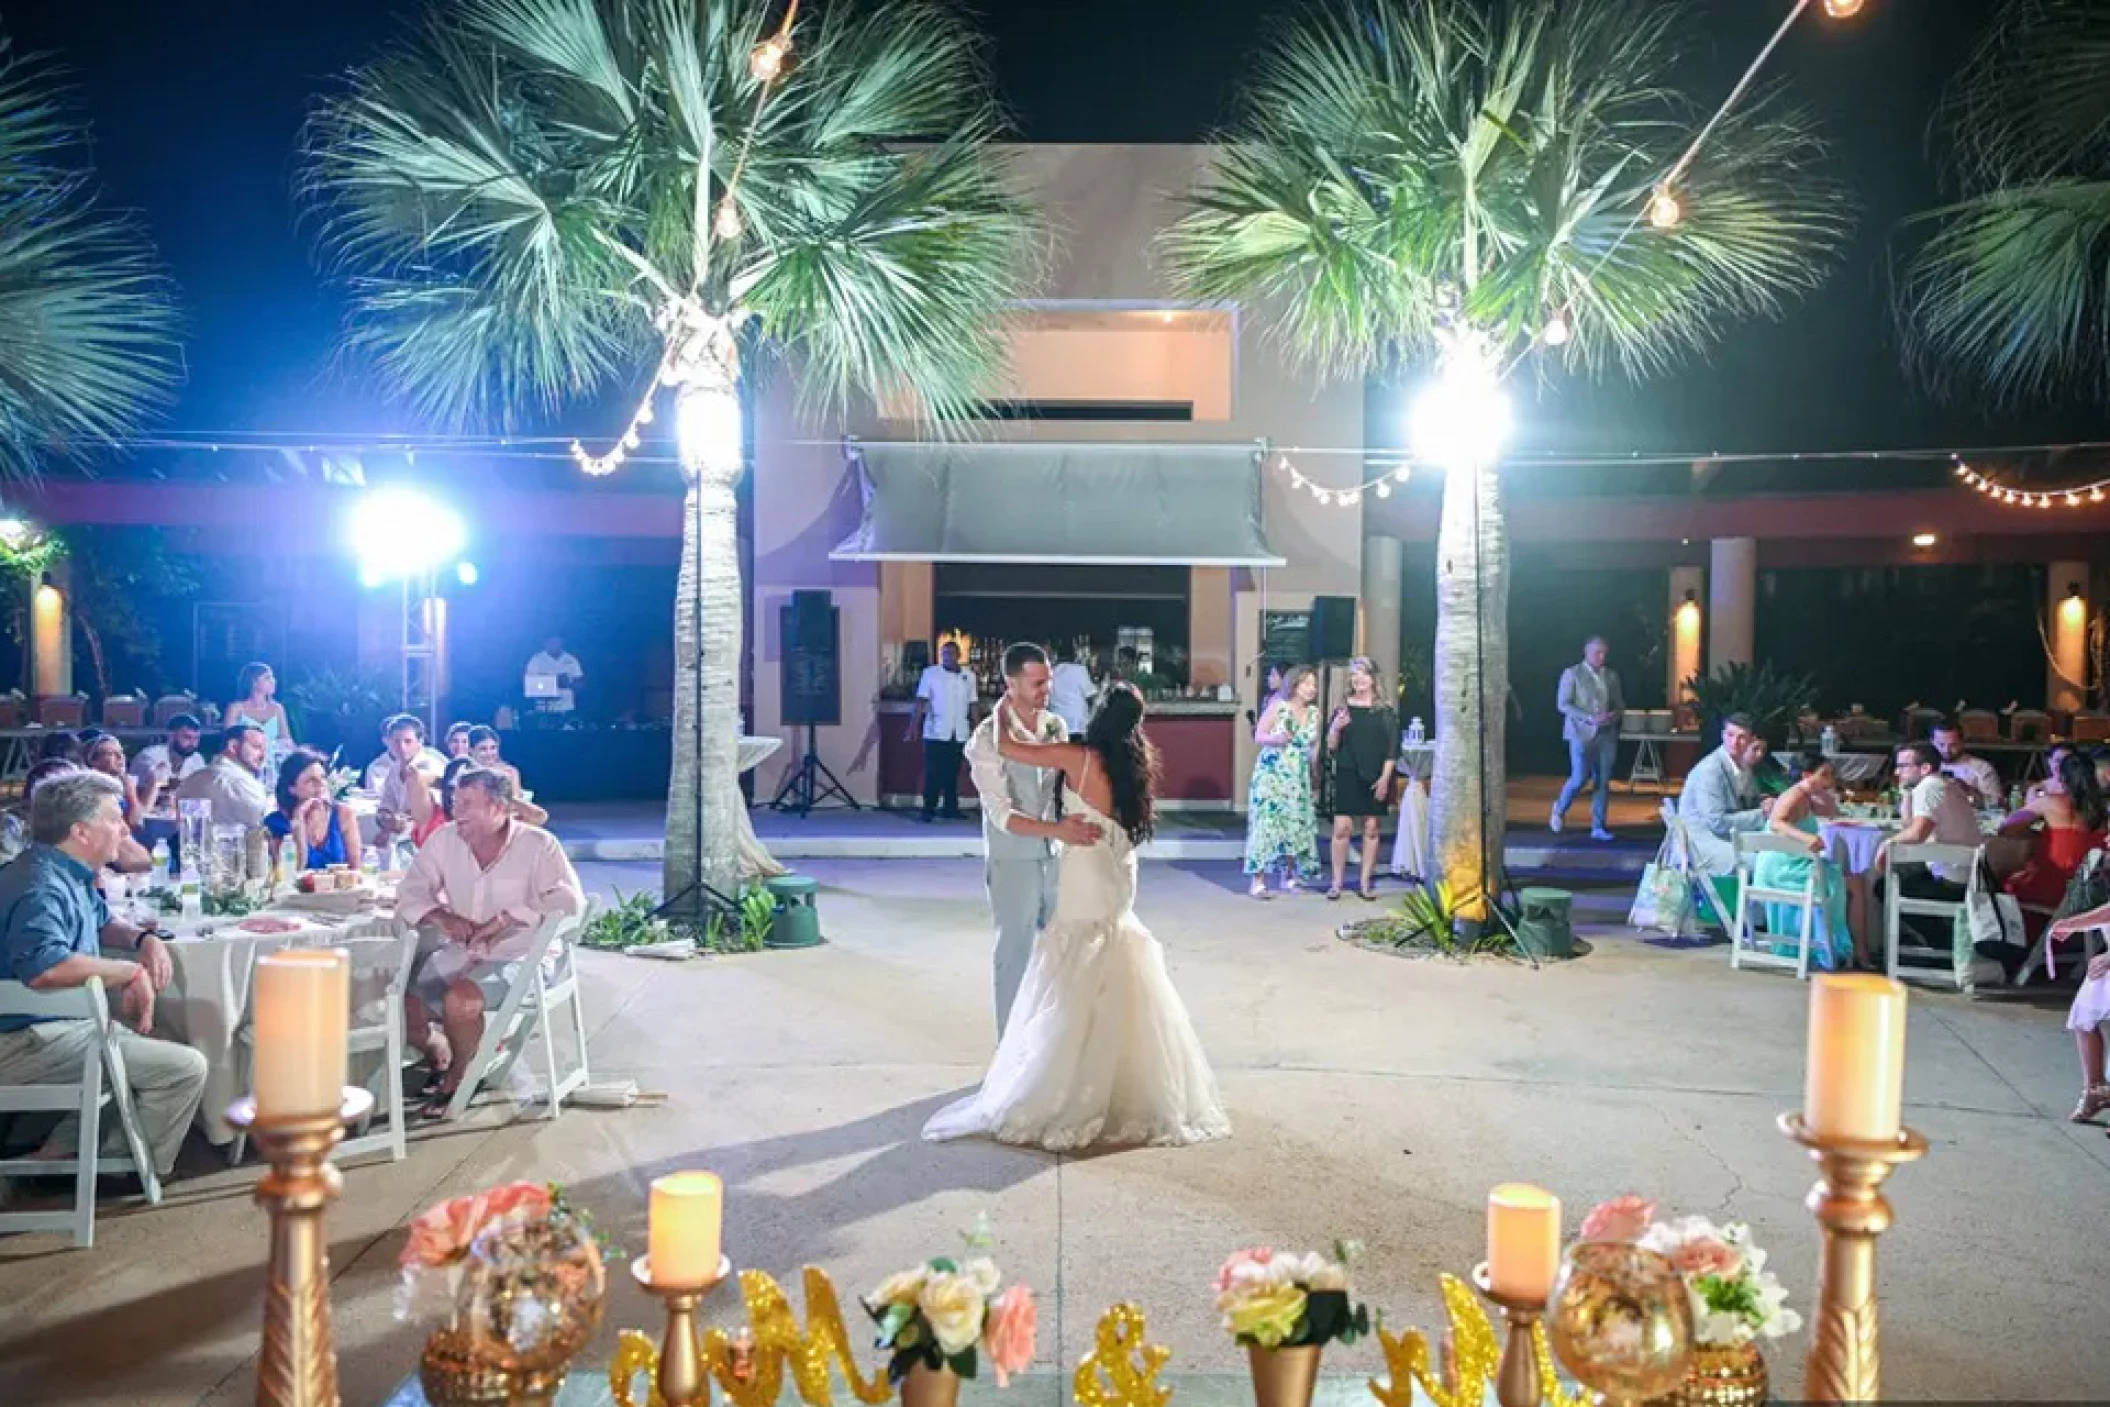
[1876,742,1984,940]
[85,732,160,834]
[0,771,206,1180]
[467,726,548,826]
[443,721,474,761]
[1677,714,1772,877]
[370,714,444,849]
[129,713,208,815]
[0,760,83,868]
[1746,734,1790,798]
[2025,743,2077,809]
[79,735,156,875]
[1976,752,2109,975]
[224,661,295,753]
[172,722,273,829]
[1753,749,1866,969]
[263,748,364,873]
[1931,719,2002,808]
[36,731,84,766]
[396,767,584,1117]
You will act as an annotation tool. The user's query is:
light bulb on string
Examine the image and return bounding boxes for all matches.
[1375,481,1391,498]
[1343,488,1361,505]
[2093,488,2105,503]
[1822,0,1863,16]
[1392,466,1411,484]
[2068,493,2081,507]
[749,34,792,83]
[1647,186,1682,230]
[1315,489,1332,506]
[713,196,744,243]
[1542,309,1571,347]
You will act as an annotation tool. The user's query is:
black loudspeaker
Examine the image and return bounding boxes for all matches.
[790,590,834,648]
[1309,595,1357,661]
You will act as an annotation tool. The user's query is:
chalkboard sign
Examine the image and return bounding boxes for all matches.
[780,604,841,726]
[1260,608,1311,672]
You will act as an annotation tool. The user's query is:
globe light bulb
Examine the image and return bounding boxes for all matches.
[749,35,791,83]
[1647,187,1682,230]
[713,197,744,243]
[1822,0,1863,16]
[1543,309,1571,347]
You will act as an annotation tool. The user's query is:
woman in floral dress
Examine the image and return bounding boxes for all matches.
[1245,665,1321,898]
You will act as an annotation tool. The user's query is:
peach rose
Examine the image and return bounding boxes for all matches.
[402,1182,552,1269]
[1667,1238,1742,1280]
[1578,1195,1656,1245]
[1215,1247,1276,1294]
[984,1284,1037,1387]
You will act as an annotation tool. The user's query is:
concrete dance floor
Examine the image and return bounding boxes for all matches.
[2,857,2105,1404]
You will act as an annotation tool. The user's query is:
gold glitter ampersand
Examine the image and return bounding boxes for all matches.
[1073,1303,1173,1407]
[1367,1274,1585,1407]
[607,1268,891,1407]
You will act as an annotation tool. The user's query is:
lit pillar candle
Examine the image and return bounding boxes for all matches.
[649,1171,724,1288]
[1805,973,1907,1141]
[251,948,349,1118]
[1486,1183,1562,1301]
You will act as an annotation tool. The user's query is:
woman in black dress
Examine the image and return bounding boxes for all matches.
[1326,656,1398,900]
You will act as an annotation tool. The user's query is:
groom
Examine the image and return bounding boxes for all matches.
[965,642,1100,1034]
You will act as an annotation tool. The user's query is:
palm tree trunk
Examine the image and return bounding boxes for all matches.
[664,374,760,910]
[1429,461,1508,924]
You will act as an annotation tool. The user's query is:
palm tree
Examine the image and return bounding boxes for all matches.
[0,38,179,476]
[1898,0,2110,403]
[1164,0,1846,921]
[305,0,1035,908]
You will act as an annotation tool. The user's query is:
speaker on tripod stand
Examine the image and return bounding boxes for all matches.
[1308,595,1358,815]
[770,590,859,815]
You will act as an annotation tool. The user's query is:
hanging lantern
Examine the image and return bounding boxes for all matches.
[1647,186,1681,229]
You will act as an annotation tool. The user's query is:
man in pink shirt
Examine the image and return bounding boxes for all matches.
[397,766,584,1116]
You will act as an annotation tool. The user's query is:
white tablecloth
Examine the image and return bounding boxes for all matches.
[1396,743,1434,783]
[1823,751,1889,786]
[1389,780,1432,880]
[155,906,403,1144]
[1819,820,1891,876]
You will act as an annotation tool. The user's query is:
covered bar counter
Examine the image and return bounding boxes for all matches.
[875,696,1244,807]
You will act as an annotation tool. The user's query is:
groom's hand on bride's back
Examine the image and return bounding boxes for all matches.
[1054,814,1101,845]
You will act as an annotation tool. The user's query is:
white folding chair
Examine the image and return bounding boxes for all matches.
[1729,832,1827,978]
[0,978,163,1248]
[443,912,591,1123]
[1653,799,1724,937]
[1884,842,1982,992]
[229,925,420,1166]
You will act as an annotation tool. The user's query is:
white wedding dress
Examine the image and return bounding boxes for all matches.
[923,783,1231,1151]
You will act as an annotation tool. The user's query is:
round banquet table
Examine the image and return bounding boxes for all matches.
[154,906,403,1144]
[1818,818,1891,877]
[1389,780,1432,880]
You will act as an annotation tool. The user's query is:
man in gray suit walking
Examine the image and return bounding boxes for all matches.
[965,643,1102,1035]
[1551,635,1625,841]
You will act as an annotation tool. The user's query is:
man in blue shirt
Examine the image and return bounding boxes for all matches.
[0,771,205,1178]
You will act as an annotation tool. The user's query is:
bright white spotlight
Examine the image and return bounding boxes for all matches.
[1409,334,1512,471]
[675,389,744,476]
[456,561,479,586]
[347,487,467,587]
[0,517,29,549]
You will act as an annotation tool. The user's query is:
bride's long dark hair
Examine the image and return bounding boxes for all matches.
[1084,681,1158,845]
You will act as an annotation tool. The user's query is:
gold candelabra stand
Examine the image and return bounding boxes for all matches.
[227,1087,373,1407]
[632,1253,733,1407]
[1781,1112,1927,1404]
[1470,1265,1546,1407]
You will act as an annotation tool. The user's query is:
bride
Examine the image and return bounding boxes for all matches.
[924,681,1231,1151]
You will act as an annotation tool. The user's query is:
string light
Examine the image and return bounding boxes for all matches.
[713,196,745,243]
[1542,309,1571,347]
[1822,0,1864,16]
[1647,187,1682,229]
[1957,456,2110,511]
[749,34,792,82]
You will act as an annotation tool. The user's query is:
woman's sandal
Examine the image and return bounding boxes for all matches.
[419,1088,460,1121]
[1327,886,1343,901]
[1248,880,1272,900]
[2070,1084,2110,1123]
[1358,886,1377,902]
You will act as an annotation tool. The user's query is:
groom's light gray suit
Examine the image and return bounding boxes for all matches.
[965,705,1068,1034]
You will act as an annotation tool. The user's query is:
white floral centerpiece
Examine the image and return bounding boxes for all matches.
[1579,1196,1802,1346]
[1213,1241,1371,1350]
[863,1219,1037,1388]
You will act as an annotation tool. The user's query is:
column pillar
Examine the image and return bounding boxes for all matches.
[2049,560,2089,713]
[1669,564,1705,721]
[1707,537,1756,675]
[1187,567,1233,690]
[1360,534,1403,693]
[30,563,71,699]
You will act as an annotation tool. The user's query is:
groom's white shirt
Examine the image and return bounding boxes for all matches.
[965,703,1067,847]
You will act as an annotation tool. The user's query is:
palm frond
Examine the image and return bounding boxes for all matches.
[1900,0,2110,404]
[0,39,180,475]
[1162,0,1847,384]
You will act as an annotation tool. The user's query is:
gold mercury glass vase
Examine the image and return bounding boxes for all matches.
[1644,1339,1769,1407]
[1248,1344,1323,1407]
[418,1213,606,1407]
[899,1362,963,1407]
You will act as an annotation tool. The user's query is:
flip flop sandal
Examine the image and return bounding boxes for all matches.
[1359,888,1378,902]
[419,1090,459,1121]
[1327,887,1343,901]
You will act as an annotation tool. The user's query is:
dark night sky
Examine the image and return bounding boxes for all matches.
[3,0,2105,460]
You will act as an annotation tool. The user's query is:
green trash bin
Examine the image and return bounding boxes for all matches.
[763,874,823,949]
[1516,886,1575,960]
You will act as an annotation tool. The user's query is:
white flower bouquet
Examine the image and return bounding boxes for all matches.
[1213,1241,1371,1350]
[863,1222,1037,1387]
[1580,1197,1802,1346]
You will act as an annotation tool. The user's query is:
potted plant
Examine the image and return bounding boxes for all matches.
[863,1221,1037,1407]
[1577,1197,1801,1407]
[1214,1242,1371,1407]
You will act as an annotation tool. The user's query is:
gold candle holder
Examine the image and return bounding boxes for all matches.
[1470,1264,1545,1407]
[1780,1112,1928,1404]
[227,1087,374,1407]
[633,1253,733,1407]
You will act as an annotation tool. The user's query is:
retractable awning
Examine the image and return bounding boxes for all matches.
[830,441,1285,567]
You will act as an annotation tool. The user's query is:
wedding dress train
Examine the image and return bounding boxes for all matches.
[923,785,1231,1151]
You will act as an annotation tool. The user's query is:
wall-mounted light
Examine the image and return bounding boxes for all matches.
[1683,589,1698,606]
[1910,532,1937,548]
